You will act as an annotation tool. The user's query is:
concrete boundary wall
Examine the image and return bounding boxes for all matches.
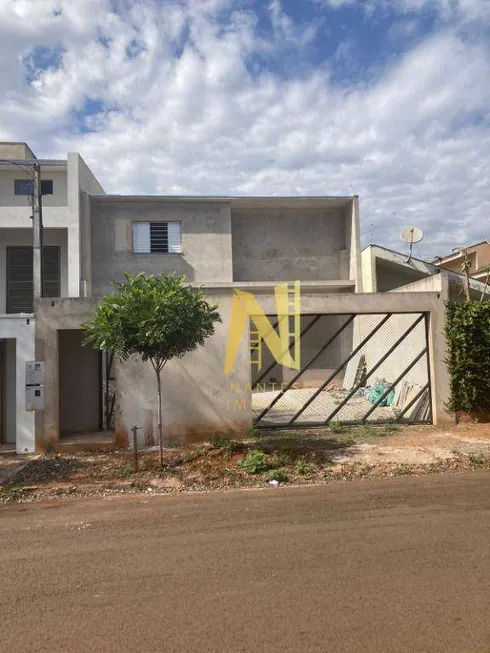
[34,288,451,451]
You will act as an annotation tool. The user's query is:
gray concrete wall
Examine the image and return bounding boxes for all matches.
[90,200,233,295]
[35,292,251,449]
[231,207,348,282]
[0,143,36,159]
[115,290,251,448]
[34,288,452,451]
[58,329,100,435]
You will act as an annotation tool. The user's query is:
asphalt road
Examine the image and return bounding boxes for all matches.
[2,473,490,653]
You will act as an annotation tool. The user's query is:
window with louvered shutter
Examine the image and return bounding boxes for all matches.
[6,246,61,313]
[132,222,181,253]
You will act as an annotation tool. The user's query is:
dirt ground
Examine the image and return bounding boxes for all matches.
[2,422,490,504]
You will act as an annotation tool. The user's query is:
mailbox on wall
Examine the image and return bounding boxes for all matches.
[25,361,45,411]
[26,385,45,411]
[26,361,44,386]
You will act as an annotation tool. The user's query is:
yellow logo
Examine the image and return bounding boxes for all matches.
[224,281,301,375]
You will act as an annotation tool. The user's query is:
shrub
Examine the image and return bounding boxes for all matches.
[267,469,289,483]
[445,301,490,413]
[241,450,269,474]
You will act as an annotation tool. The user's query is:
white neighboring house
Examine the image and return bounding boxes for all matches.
[0,142,104,453]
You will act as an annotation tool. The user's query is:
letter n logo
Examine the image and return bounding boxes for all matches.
[224,282,300,375]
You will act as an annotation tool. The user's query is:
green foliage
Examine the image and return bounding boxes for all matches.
[121,464,133,478]
[295,458,311,476]
[241,450,269,474]
[82,272,221,366]
[329,421,346,434]
[274,452,292,467]
[267,469,289,483]
[445,301,490,412]
[209,436,242,456]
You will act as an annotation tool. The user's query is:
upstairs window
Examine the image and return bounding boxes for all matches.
[132,221,182,254]
[14,179,54,196]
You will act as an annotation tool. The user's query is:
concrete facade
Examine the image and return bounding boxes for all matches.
[90,198,233,295]
[34,293,252,450]
[89,196,360,297]
[0,144,104,453]
[33,287,452,451]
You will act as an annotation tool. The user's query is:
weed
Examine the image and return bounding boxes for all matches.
[241,450,269,474]
[361,424,376,437]
[248,424,259,437]
[329,421,346,434]
[267,469,289,483]
[381,423,398,436]
[295,458,312,475]
[274,452,293,467]
[209,436,242,456]
[121,464,133,478]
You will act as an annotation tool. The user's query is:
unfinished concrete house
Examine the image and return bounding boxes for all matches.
[1,142,457,453]
[35,192,452,453]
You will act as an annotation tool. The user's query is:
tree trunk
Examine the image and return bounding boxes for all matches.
[156,365,164,469]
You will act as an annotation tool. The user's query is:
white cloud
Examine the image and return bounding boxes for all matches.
[0,0,489,257]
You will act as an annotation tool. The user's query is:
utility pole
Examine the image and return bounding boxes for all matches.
[32,163,43,301]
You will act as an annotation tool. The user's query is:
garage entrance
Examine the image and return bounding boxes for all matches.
[252,312,432,428]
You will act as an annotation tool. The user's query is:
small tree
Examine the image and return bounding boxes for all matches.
[82,273,221,467]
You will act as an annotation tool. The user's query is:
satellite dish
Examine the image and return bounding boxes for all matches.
[400,226,424,263]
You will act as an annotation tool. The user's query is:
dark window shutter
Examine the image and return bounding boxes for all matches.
[150,222,169,253]
[6,247,33,313]
[42,246,61,298]
[6,246,61,313]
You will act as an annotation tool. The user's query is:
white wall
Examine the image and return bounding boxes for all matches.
[0,316,35,453]
[0,228,68,313]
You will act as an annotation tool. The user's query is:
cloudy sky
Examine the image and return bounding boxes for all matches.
[1,0,489,258]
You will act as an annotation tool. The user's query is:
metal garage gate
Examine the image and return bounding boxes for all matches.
[251,312,432,428]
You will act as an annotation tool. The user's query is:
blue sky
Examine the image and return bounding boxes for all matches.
[0,0,489,257]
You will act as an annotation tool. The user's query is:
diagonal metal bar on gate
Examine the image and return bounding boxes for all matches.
[323,313,425,424]
[361,347,427,423]
[254,314,356,423]
[394,383,430,423]
[253,314,322,390]
[288,313,392,424]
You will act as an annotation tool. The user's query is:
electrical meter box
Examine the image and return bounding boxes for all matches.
[26,361,45,386]
[26,385,45,411]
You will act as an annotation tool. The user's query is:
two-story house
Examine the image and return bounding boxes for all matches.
[34,192,362,451]
[0,142,104,453]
